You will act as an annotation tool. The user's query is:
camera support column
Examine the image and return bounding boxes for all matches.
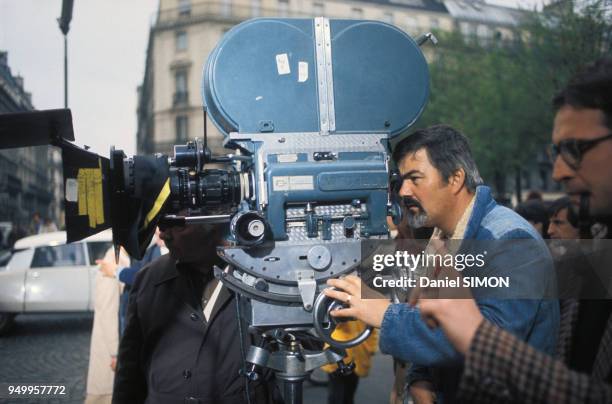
[245,330,346,404]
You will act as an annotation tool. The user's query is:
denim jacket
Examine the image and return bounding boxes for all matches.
[380,186,560,401]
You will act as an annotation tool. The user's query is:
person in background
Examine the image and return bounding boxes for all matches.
[547,196,606,299]
[85,246,130,404]
[29,212,41,235]
[97,228,167,334]
[526,190,543,201]
[321,321,378,404]
[515,199,550,238]
[547,196,579,240]
[40,217,58,233]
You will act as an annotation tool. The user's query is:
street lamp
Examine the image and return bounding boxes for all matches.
[57,0,74,108]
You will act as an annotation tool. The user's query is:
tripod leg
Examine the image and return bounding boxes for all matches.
[283,377,304,404]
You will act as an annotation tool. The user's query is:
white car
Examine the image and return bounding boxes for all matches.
[0,230,113,334]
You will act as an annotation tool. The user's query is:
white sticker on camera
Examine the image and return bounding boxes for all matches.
[273,176,314,191]
[276,53,290,75]
[277,154,298,163]
[289,176,314,190]
[298,62,308,82]
[65,178,78,202]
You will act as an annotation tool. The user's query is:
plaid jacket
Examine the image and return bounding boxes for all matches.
[457,300,612,403]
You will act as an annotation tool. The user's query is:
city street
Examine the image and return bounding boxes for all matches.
[0,314,92,404]
[0,313,394,404]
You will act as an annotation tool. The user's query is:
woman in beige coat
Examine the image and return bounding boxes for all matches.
[84,247,129,404]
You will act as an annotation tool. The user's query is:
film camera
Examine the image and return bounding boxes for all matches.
[0,17,431,401]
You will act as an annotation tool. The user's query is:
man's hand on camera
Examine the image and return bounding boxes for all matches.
[324,275,391,328]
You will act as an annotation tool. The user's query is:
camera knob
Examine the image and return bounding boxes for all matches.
[254,278,269,292]
[307,245,331,271]
[343,216,355,238]
[230,211,267,246]
[247,219,265,238]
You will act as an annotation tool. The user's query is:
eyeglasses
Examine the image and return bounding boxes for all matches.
[548,132,612,169]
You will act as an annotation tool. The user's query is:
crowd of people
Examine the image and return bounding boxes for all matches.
[1,212,59,250]
[79,56,611,404]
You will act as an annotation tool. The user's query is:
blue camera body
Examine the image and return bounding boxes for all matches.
[203,17,429,328]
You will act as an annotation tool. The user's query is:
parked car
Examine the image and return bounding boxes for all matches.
[0,230,113,335]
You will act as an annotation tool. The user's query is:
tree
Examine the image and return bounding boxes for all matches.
[407,0,611,202]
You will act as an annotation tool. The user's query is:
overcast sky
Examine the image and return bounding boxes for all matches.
[0,0,541,157]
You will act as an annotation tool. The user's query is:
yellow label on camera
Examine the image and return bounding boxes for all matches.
[77,159,105,228]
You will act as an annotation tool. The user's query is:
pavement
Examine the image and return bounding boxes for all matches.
[0,313,395,404]
[0,313,92,404]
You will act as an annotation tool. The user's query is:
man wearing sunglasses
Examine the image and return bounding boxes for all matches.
[415,57,612,402]
[113,214,277,404]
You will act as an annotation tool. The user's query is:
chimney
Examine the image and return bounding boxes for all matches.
[0,51,7,66]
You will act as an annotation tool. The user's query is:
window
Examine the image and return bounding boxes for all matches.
[351,7,363,19]
[174,70,188,105]
[176,116,189,142]
[176,70,187,91]
[32,244,86,268]
[176,30,187,51]
[251,0,261,17]
[278,0,289,17]
[429,18,440,30]
[459,21,470,36]
[383,12,394,24]
[178,0,191,16]
[87,241,112,265]
[313,2,324,16]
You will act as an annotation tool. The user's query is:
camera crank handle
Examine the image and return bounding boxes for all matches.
[312,289,373,349]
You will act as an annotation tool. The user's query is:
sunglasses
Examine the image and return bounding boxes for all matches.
[548,132,612,169]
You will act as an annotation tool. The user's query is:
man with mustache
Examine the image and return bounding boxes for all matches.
[412,57,612,403]
[326,125,559,402]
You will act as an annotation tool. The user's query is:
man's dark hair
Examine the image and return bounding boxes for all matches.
[392,124,483,192]
[515,199,550,238]
[516,199,549,225]
[548,196,578,227]
[553,56,612,130]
